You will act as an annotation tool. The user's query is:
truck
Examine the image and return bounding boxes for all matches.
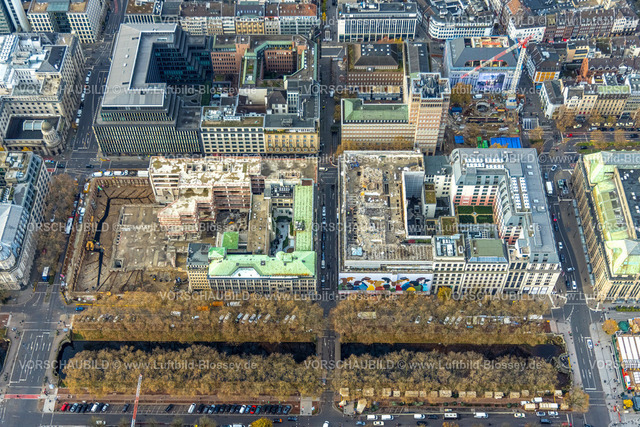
[42,266,50,282]
[546,181,554,196]
[65,217,73,235]
[137,170,149,178]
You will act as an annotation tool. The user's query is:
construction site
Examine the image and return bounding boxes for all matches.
[64,178,186,293]
[64,156,318,294]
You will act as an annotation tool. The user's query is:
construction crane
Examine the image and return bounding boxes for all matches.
[131,374,143,427]
[460,35,533,83]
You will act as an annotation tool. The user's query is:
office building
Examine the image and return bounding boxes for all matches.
[94,23,210,155]
[338,150,560,295]
[0,152,50,289]
[27,0,107,43]
[337,2,418,42]
[573,151,640,301]
[3,0,29,32]
[341,73,450,154]
[0,33,84,155]
[444,37,520,92]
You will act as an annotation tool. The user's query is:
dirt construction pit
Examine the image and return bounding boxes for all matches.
[74,185,185,293]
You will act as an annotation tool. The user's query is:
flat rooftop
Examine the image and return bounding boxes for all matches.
[341,151,433,263]
[208,248,315,278]
[102,23,179,109]
[342,98,408,123]
[447,37,518,69]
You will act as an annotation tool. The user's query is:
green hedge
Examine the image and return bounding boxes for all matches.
[457,206,473,214]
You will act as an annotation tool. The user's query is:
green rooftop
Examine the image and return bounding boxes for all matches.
[293,185,313,251]
[208,250,316,277]
[222,232,239,250]
[583,152,640,276]
[468,239,507,263]
[342,99,408,123]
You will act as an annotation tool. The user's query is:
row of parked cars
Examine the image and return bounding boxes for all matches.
[186,403,291,415]
[59,402,123,413]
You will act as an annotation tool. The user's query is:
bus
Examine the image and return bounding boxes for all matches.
[42,266,50,282]
[546,181,554,196]
[65,217,73,235]
[444,412,459,419]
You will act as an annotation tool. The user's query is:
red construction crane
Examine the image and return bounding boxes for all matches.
[460,35,533,80]
[131,374,143,427]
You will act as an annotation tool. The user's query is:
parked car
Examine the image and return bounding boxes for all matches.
[283,405,291,414]
[536,411,546,417]
[551,165,558,171]
[514,412,525,418]
[122,403,130,413]
[164,404,174,413]
[587,339,594,349]
[548,411,559,416]
[60,402,69,411]
[101,403,109,412]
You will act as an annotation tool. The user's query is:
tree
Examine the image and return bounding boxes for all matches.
[589,111,603,126]
[606,115,618,126]
[633,107,640,127]
[591,130,607,150]
[555,107,575,133]
[442,423,460,427]
[529,126,544,142]
[170,419,184,427]
[451,83,472,107]
[437,287,452,303]
[602,319,619,335]
[197,416,217,427]
[250,418,273,427]
[614,129,627,144]
[566,387,590,412]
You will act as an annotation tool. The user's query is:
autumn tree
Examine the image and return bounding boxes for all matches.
[197,416,217,427]
[437,287,452,303]
[614,129,627,145]
[529,126,544,142]
[591,130,607,150]
[633,107,640,127]
[555,107,576,133]
[450,83,473,107]
[566,387,590,412]
[589,111,603,126]
[35,173,78,273]
[602,319,619,335]
[251,419,273,427]
[606,115,618,126]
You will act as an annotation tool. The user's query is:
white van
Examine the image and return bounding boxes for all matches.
[366,415,378,420]
[188,403,196,414]
[474,412,488,418]
[413,414,426,419]
[380,415,393,421]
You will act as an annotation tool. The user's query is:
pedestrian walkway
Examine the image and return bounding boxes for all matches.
[551,320,582,388]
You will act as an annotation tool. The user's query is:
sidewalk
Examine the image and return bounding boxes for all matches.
[551,320,582,388]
